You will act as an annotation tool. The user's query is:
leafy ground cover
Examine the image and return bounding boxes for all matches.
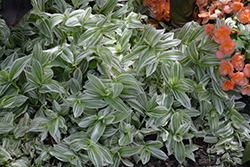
[0,0,250,166]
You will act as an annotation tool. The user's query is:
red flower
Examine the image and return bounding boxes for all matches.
[230,72,248,86]
[231,52,245,71]
[204,24,215,35]
[241,85,250,96]
[218,60,234,76]
[213,25,231,44]
[243,64,250,77]
[219,38,235,55]
[222,80,235,91]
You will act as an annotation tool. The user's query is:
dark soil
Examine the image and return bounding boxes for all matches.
[120,95,250,167]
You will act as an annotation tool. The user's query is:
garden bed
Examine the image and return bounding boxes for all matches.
[1,0,250,167]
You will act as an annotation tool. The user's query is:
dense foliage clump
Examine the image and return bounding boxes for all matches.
[0,0,250,166]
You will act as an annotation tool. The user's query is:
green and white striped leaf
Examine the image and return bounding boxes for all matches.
[140,147,151,165]
[169,61,183,86]
[37,18,53,39]
[174,141,185,164]
[32,59,43,85]
[111,82,123,98]
[88,145,103,167]
[211,94,224,115]
[87,74,107,96]
[146,62,158,77]
[148,147,167,160]
[0,122,15,134]
[116,74,142,92]
[229,108,245,124]
[170,112,181,134]
[104,96,130,113]
[73,100,85,118]
[0,94,28,108]
[155,39,181,51]
[78,116,96,128]
[97,47,112,66]
[0,146,12,162]
[70,78,81,94]
[61,44,74,64]
[91,121,106,143]
[137,47,157,73]
[122,45,147,62]
[99,145,113,164]
[119,146,141,158]
[187,26,206,43]
[158,50,184,62]
[199,56,221,67]
[50,144,75,162]
[212,80,229,100]
[50,14,65,29]
[186,41,199,64]
[99,0,118,14]
[178,22,197,42]
[208,110,219,135]
[172,89,191,109]
[10,56,31,80]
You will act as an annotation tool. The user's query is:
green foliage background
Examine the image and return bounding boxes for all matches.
[0,0,250,166]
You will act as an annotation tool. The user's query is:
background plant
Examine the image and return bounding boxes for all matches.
[0,0,250,166]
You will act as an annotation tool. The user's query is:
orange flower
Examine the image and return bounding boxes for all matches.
[213,25,231,44]
[152,1,170,21]
[143,0,154,6]
[237,8,250,24]
[196,0,208,8]
[222,80,235,91]
[215,50,225,59]
[230,72,248,86]
[240,85,250,96]
[231,2,243,13]
[231,52,245,71]
[204,24,215,35]
[219,38,235,55]
[243,64,250,77]
[218,60,234,76]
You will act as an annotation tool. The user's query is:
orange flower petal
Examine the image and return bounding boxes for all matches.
[231,2,243,13]
[238,8,250,24]
[219,38,235,55]
[231,52,245,71]
[204,24,215,35]
[230,72,247,86]
[213,25,231,44]
[222,80,235,91]
[241,85,250,96]
[244,64,250,77]
[215,50,225,59]
[218,60,234,76]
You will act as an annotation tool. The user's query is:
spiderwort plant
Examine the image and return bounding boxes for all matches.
[0,0,250,167]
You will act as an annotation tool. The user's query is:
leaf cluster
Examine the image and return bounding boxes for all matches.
[0,0,250,166]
